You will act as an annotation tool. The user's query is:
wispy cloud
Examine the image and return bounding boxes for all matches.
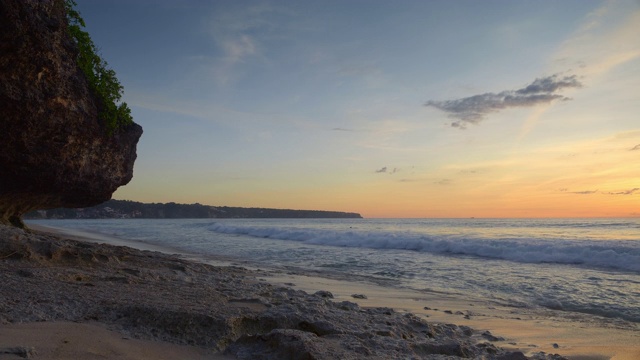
[425,73,582,129]
[605,188,639,195]
[220,34,257,63]
[559,188,639,196]
[202,4,289,85]
[570,189,599,195]
[556,5,640,79]
[434,179,452,185]
[375,167,398,174]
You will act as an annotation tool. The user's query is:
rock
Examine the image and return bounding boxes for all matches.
[496,351,528,360]
[0,0,142,227]
[225,329,322,360]
[0,346,37,359]
[313,290,333,299]
[297,320,341,336]
[482,330,505,342]
[0,225,570,360]
[351,294,367,299]
[335,301,359,311]
[412,342,474,357]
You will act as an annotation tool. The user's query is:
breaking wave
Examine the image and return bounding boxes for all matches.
[206,222,640,273]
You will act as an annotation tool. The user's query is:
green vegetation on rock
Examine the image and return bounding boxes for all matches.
[25,199,364,219]
[64,0,133,133]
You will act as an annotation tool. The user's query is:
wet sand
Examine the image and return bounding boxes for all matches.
[0,322,227,360]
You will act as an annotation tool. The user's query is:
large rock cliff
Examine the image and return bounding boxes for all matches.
[0,0,143,227]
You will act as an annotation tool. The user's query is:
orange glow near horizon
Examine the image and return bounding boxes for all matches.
[116,128,640,219]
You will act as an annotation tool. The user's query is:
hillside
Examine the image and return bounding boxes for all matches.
[25,200,363,219]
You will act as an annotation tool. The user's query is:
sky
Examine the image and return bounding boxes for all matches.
[75,0,640,218]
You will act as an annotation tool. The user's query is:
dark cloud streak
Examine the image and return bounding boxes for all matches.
[425,74,582,129]
[606,188,639,195]
[560,188,639,196]
[375,167,398,174]
[571,190,598,195]
[560,188,598,195]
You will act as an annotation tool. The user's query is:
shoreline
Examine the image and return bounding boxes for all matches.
[2,223,638,359]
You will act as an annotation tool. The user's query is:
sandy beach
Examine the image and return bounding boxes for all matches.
[1,224,638,359]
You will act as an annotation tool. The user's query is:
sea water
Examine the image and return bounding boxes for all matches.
[27,218,640,327]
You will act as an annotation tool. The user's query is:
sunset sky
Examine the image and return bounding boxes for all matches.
[76,0,640,218]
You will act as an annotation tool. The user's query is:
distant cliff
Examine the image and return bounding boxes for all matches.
[25,200,363,219]
[0,0,142,227]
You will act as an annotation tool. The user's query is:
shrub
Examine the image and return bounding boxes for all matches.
[64,0,133,133]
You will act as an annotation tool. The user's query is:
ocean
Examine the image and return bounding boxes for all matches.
[28,218,640,328]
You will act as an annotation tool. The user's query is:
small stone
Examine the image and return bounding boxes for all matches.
[0,347,37,359]
[351,294,367,299]
[482,331,505,342]
[314,290,334,298]
[336,301,359,311]
[375,330,394,337]
[496,351,527,360]
[16,269,34,278]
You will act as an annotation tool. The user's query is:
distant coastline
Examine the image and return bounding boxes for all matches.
[24,199,363,220]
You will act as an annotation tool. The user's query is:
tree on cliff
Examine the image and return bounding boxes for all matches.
[64,0,133,133]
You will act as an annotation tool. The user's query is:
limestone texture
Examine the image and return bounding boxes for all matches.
[0,0,142,226]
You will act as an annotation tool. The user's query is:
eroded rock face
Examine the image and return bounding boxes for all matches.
[0,0,143,226]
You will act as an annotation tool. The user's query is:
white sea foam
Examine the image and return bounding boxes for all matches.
[206,222,640,272]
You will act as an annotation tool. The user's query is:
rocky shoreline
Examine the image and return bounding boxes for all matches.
[0,225,566,359]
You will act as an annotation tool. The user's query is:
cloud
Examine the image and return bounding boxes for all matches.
[605,188,639,195]
[559,188,638,195]
[425,73,582,128]
[221,35,257,63]
[375,167,398,174]
[434,179,452,185]
[631,144,640,151]
[560,189,599,195]
[203,3,289,85]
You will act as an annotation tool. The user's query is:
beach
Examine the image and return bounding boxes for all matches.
[1,222,638,359]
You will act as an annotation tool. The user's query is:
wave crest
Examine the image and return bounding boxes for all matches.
[206,223,640,272]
